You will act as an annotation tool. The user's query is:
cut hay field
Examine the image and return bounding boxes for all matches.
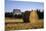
[5,17,24,22]
[5,17,43,30]
[5,11,44,30]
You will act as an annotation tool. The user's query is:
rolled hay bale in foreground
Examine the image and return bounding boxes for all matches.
[29,10,43,28]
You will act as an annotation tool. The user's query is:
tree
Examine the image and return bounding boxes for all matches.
[22,11,31,23]
[36,9,44,19]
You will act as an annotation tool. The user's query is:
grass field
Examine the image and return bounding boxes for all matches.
[5,17,43,30]
[5,17,24,22]
[5,11,44,30]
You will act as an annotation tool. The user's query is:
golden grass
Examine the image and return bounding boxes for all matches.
[5,23,32,30]
[5,17,24,22]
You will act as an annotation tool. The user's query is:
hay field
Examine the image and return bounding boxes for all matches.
[5,17,43,30]
[5,17,24,22]
[5,11,44,30]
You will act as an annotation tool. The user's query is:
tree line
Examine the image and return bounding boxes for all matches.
[5,9,44,23]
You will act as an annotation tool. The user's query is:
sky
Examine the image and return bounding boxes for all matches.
[5,0,44,12]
